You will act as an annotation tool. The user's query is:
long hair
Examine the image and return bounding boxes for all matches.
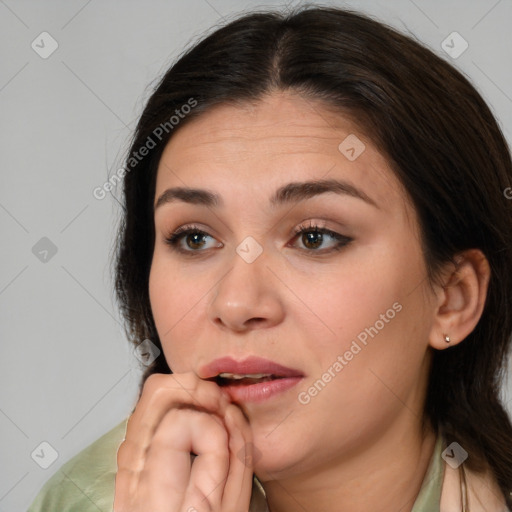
[113,6,512,506]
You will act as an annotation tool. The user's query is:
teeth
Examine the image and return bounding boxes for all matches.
[218,372,273,379]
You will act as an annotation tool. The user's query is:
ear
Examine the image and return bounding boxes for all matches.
[428,249,491,350]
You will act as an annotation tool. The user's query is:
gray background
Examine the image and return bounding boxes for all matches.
[1,0,511,510]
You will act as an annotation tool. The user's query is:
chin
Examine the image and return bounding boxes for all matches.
[251,438,300,479]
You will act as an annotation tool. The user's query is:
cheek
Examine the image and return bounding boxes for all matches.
[284,295,432,473]
[290,240,418,356]
[148,259,207,371]
[294,236,431,405]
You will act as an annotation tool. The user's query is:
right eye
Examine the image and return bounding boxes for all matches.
[164,224,223,254]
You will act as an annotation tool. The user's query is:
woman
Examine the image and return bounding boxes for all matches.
[28,6,512,511]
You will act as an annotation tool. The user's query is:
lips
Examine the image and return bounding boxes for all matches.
[199,356,303,380]
[199,356,304,403]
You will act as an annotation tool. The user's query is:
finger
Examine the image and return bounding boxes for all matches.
[139,407,229,512]
[115,374,229,511]
[113,463,137,512]
[180,409,230,512]
[115,409,195,512]
[137,408,195,511]
[118,373,229,474]
[222,404,255,512]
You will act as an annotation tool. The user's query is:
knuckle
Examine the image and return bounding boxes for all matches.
[157,407,183,431]
[196,413,229,446]
[172,371,200,393]
[116,439,135,469]
[142,372,166,394]
[225,403,249,429]
[116,440,128,467]
[114,465,137,482]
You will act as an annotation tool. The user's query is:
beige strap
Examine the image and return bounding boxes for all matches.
[460,463,469,512]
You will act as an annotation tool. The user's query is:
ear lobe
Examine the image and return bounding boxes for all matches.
[428,249,490,350]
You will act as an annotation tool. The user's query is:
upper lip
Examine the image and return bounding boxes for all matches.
[199,356,304,380]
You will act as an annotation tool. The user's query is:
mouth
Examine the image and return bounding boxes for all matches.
[200,356,304,403]
[211,372,284,386]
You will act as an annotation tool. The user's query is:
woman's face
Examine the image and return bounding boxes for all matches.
[149,91,438,479]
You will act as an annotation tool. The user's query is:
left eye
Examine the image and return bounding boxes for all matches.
[164,223,352,254]
[291,222,352,253]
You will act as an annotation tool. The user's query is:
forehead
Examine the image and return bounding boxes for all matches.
[155,91,410,215]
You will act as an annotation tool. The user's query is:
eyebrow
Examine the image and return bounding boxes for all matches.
[154,178,378,211]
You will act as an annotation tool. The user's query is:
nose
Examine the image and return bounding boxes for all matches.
[207,244,285,333]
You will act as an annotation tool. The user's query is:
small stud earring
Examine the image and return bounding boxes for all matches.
[444,334,451,344]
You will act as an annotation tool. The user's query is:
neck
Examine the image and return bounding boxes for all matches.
[259,416,437,512]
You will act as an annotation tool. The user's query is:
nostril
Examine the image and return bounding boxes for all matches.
[247,317,265,326]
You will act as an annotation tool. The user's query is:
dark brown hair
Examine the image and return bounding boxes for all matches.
[113,5,512,505]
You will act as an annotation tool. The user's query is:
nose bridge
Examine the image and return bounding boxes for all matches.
[218,234,268,302]
[221,196,270,277]
[208,234,284,330]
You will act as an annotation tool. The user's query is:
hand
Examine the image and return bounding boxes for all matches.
[113,372,255,512]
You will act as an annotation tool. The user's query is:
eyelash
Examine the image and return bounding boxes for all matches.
[164,221,353,256]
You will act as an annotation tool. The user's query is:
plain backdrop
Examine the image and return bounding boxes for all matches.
[1,0,511,510]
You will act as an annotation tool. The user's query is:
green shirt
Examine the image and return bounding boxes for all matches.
[27,418,445,511]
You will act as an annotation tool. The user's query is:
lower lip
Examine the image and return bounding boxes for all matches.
[219,377,303,403]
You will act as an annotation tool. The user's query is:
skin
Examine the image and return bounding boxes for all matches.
[115,91,490,512]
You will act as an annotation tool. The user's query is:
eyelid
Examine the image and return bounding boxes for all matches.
[164,223,222,251]
[291,221,352,253]
[163,220,353,255]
